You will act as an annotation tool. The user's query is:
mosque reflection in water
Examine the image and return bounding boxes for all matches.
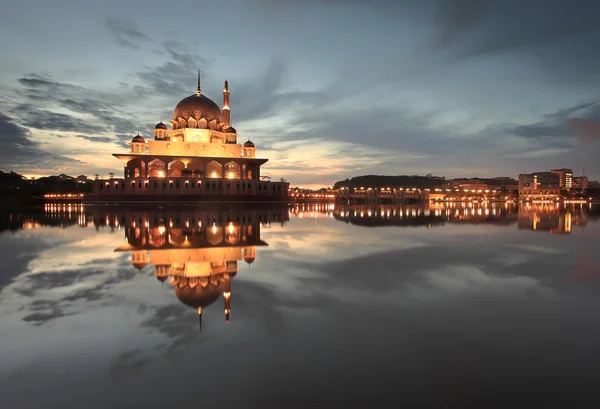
[9,201,596,334]
[95,206,290,332]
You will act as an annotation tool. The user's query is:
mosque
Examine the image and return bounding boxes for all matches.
[85,73,290,203]
[107,206,290,332]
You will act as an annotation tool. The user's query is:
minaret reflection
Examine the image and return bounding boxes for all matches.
[105,206,289,333]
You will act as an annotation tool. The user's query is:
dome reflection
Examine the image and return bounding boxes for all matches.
[105,205,289,333]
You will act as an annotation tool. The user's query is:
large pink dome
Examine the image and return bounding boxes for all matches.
[171,94,224,130]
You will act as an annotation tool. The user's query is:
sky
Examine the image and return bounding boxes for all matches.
[1,0,600,187]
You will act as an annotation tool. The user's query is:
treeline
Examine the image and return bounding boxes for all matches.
[0,170,93,208]
[333,175,445,190]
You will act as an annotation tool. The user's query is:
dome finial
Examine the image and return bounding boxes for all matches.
[196,70,201,96]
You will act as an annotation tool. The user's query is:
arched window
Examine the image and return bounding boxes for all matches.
[224,162,240,179]
[168,160,185,178]
[126,158,146,180]
[206,161,222,178]
[187,159,204,178]
[148,159,166,178]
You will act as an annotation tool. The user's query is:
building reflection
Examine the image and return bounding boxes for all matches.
[327,202,519,228]
[0,203,87,232]
[296,202,595,234]
[102,206,289,332]
[518,202,589,234]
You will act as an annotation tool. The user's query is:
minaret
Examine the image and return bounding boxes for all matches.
[196,70,201,96]
[197,306,203,333]
[224,278,231,324]
[223,80,231,128]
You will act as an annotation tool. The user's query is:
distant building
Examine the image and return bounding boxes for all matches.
[76,175,89,183]
[572,176,589,190]
[550,168,573,189]
[443,178,486,190]
[57,174,74,181]
[488,177,519,191]
[461,183,490,191]
[518,172,561,200]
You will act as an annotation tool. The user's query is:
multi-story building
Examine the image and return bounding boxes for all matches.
[488,177,519,192]
[550,168,573,189]
[518,172,561,200]
[572,176,589,190]
[443,178,486,190]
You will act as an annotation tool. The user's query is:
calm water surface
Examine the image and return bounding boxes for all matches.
[1,202,600,408]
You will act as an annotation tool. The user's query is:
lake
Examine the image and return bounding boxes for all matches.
[1,202,599,408]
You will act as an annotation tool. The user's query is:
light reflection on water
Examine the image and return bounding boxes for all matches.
[1,202,600,408]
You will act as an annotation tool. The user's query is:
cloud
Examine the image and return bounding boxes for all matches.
[434,0,491,47]
[108,349,153,379]
[435,0,600,87]
[12,104,106,134]
[0,112,81,171]
[570,118,600,144]
[22,310,76,326]
[16,74,137,136]
[106,18,150,50]
[500,99,600,147]
[134,41,211,99]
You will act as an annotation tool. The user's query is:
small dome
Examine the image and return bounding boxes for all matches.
[132,135,145,143]
[224,127,237,134]
[244,255,255,265]
[155,122,167,130]
[156,275,169,283]
[133,261,147,270]
[243,140,255,148]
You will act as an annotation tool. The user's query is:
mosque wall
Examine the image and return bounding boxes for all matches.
[148,140,242,158]
[91,178,290,199]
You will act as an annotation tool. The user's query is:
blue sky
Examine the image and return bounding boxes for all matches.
[1,0,599,187]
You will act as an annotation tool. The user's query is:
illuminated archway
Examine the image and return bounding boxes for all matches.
[187,159,204,178]
[168,159,185,178]
[206,161,222,179]
[148,159,166,178]
[224,162,240,179]
[126,158,146,179]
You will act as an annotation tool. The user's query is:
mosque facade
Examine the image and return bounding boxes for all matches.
[85,74,289,203]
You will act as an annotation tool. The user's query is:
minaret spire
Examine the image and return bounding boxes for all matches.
[197,307,203,333]
[196,70,201,96]
[224,288,231,324]
[223,79,231,128]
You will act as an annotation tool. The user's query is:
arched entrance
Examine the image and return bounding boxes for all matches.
[126,158,146,179]
[148,159,166,178]
[206,161,222,178]
[187,159,204,178]
[168,159,185,177]
[224,162,240,179]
